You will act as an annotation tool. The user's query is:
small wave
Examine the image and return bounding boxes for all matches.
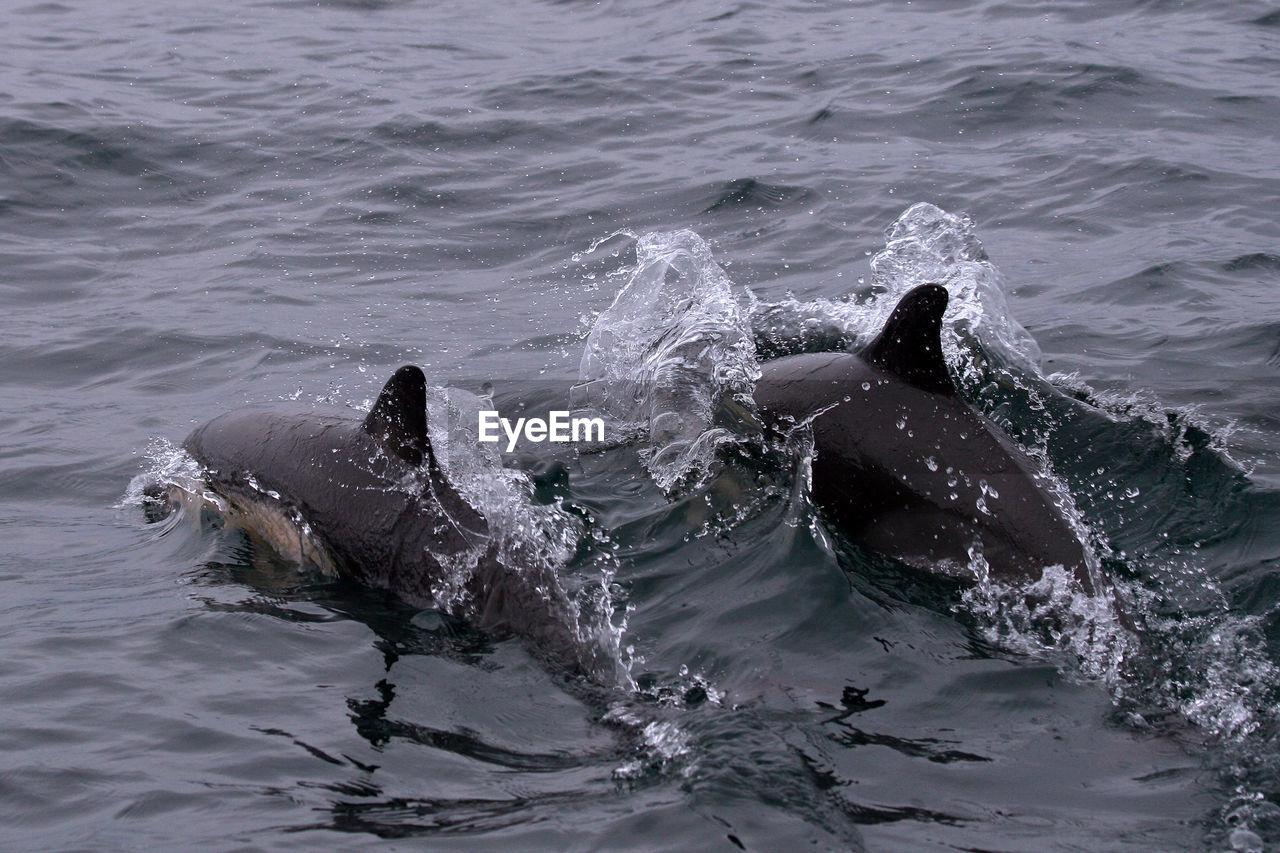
[1225,252,1280,273]
[120,436,210,513]
[1050,372,1251,471]
[605,702,695,782]
[959,565,1136,686]
[701,178,812,214]
[1251,9,1280,27]
[603,663,727,783]
[0,116,223,216]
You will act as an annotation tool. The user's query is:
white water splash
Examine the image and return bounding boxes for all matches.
[959,564,1138,687]
[120,436,206,510]
[1049,370,1252,473]
[870,202,1042,378]
[421,385,633,685]
[747,203,1042,387]
[605,702,696,781]
[574,229,758,493]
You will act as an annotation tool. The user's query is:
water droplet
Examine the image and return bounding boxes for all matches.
[925,456,938,471]
[861,381,871,391]
[896,418,906,430]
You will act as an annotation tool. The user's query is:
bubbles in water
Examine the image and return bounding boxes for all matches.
[958,564,1137,687]
[604,698,697,781]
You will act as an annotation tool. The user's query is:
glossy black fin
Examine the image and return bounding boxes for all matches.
[862,283,955,396]
[362,365,431,465]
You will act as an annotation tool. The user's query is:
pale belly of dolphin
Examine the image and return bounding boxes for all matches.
[165,480,344,580]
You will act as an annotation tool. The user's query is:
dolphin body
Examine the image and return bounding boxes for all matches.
[178,366,599,675]
[754,284,1094,592]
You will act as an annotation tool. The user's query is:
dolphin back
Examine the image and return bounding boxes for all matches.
[178,368,618,680]
[183,364,488,603]
[755,285,1094,591]
[186,407,486,599]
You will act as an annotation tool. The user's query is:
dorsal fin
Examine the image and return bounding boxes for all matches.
[861,283,955,396]
[362,365,433,466]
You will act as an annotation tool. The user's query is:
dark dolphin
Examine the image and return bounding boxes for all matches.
[180,366,602,676]
[754,284,1095,593]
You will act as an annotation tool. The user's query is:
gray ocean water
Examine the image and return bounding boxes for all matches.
[4,0,1280,850]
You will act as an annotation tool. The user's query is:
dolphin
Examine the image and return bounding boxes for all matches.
[173,365,603,676]
[754,284,1095,593]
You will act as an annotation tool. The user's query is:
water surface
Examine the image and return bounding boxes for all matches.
[3,0,1280,849]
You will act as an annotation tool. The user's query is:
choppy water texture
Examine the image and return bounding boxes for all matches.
[4,0,1280,850]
